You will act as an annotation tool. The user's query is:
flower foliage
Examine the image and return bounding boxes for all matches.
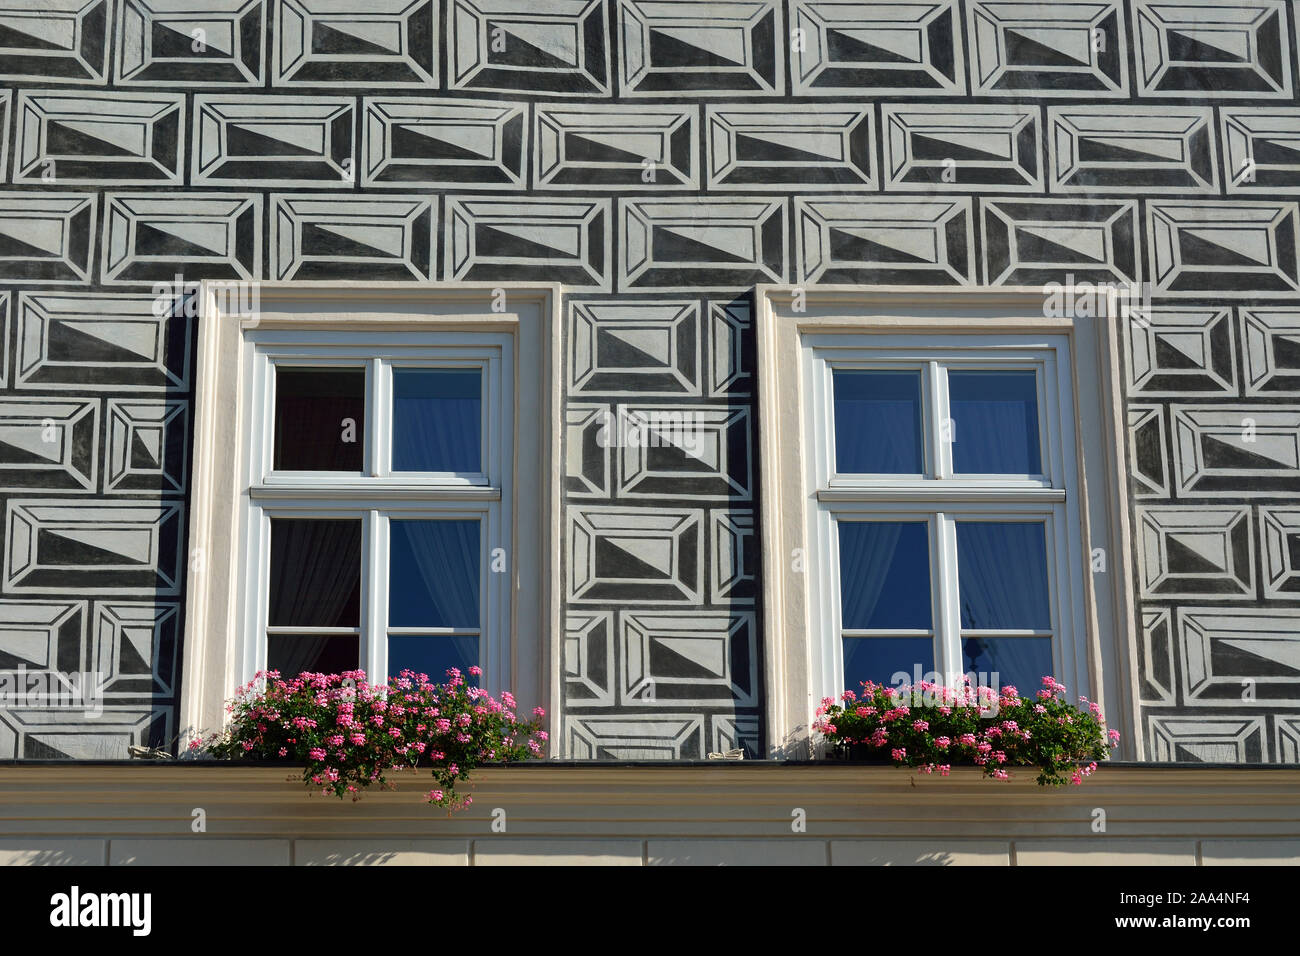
[197,667,546,810]
[812,676,1119,786]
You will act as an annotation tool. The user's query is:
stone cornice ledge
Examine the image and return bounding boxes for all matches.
[1,765,1297,841]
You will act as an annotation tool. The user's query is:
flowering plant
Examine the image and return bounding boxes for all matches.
[196,667,547,810]
[813,676,1118,786]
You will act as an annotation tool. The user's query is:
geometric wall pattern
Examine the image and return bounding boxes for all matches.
[1125,308,1236,396]
[0,0,1296,763]
[1223,108,1300,193]
[539,103,694,190]
[884,104,1038,191]
[792,1,964,95]
[270,195,436,280]
[1047,106,1217,194]
[968,2,1126,97]
[364,98,527,188]
[620,1,782,97]
[273,0,437,88]
[117,0,266,87]
[1148,200,1300,295]
[1133,0,1291,99]
[562,288,757,756]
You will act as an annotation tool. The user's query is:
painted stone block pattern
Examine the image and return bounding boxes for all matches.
[0,0,1294,763]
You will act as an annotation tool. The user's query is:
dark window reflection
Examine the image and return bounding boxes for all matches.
[274,367,365,471]
[843,637,934,692]
[269,518,362,627]
[268,634,359,678]
[962,637,1053,694]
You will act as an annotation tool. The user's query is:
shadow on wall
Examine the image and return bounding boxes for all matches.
[0,841,109,866]
[0,288,193,760]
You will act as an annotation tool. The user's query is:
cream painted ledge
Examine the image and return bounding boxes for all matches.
[0,765,1298,865]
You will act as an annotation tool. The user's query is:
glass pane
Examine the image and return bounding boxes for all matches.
[269,519,361,627]
[388,520,480,628]
[388,634,479,684]
[392,369,482,473]
[843,637,933,693]
[956,522,1051,630]
[274,368,365,471]
[839,521,932,630]
[962,637,1053,695]
[948,369,1041,474]
[267,634,358,678]
[833,369,924,474]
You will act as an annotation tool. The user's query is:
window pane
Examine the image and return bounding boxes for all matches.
[962,637,1053,695]
[833,369,924,474]
[269,519,361,627]
[956,522,1051,630]
[267,634,358,678]
[392,369,482,473]
[948,370,1041,474]
[844,637,933,693]
[388,520,480,628]
[274,368,365,471]
[389,634,479,684]
[839,521,932,629]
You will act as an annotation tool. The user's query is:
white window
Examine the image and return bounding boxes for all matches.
[756,288,1138,758]
[241,335,512,687]
[182,284,561,742]
[803,335,1086,700]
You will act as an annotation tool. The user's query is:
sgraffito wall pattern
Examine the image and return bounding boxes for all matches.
[0,0,1297,762]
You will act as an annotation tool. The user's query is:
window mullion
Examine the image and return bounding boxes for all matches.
[365,509,387,683]
[933,511,962,685]
[929,360,950,479]
[370,356,387,478]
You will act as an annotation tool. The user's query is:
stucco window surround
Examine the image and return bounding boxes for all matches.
[181,282,562,746]
[756,286,1140,760]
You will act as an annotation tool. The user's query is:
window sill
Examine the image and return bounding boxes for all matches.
[817,486,1067,503]
[249,482,502,501]
[2,763,1295,865]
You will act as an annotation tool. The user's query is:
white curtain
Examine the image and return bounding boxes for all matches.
[839,521,932,629]
[269,519,361,627]
[392,370,481,472]
[957,521,1052,690]
[389,519,480,628]
[833,370,923,474]
[948,371,1040,474]
[955,522,1049,629]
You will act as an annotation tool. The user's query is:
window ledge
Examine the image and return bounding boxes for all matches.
[817,486,1067,503]
[2,764,1296,863]
[249,482,502,501]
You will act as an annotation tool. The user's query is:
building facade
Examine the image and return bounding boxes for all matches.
[0,0,1298,770]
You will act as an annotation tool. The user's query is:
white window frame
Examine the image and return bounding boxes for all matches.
[181,283,562,745]
[242,335,512,689]
[803,336,1087,703]
[756,286,1139,760]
